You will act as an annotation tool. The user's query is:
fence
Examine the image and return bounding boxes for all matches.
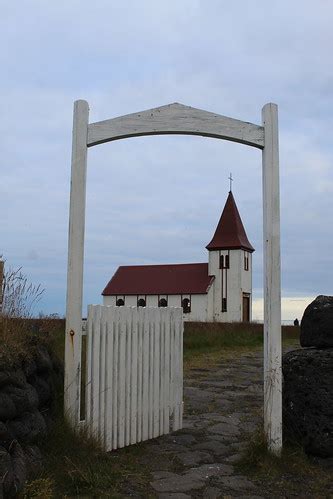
[82,305,183,451]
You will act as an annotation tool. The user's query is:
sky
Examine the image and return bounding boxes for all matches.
[1,1,332,321]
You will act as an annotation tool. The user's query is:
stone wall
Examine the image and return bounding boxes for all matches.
[283,295,333,457]
[0,343,63,496]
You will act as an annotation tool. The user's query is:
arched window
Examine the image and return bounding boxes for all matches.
[137,298,146,307]
[159,298,168,307]
[182,298,191,314]
[116,298,124,306]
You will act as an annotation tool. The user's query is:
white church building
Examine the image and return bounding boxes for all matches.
[102,191,254,322]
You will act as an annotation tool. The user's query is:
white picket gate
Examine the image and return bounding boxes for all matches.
[82,305,183,451]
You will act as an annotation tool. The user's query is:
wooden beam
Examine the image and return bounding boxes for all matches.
[87,103,264,149]
[262,103,282,454]
[64,99,89,426]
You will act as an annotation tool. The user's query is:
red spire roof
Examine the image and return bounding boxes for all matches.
[206,191,254,252]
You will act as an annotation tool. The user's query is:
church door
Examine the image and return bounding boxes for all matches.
[242,293,250,322]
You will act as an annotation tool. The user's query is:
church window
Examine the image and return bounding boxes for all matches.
[159,298,168,307]
[182,297,191,314]
[116,298,124,306]
[137,298,146,307]
[222,298,227,312]
[220,254,229,269]
[244,252,249,271]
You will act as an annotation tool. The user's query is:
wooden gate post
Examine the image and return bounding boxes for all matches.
[262,103,282,454]
[64,100,89,426]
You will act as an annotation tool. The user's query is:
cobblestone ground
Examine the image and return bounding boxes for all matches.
[123,348,333,498]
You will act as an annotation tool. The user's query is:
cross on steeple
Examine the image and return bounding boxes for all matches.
[228,173,233,192]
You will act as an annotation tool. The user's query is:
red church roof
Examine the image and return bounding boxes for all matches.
[206,191,254,252]
[102,263,214,296]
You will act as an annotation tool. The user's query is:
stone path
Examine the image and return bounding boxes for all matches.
[144,351,264,498]
[120,348,332,498]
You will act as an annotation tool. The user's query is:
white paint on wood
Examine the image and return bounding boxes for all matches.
[130,308,138,444]
[99,307,106,448]
[105,307,113,450]
[64,100,89,426]
[84,305,183,451]
[125,307,131,446]
[136,310,143,442]
[262,103,282,455]
[112,311,119,449]
[87,103,264,149]
[142,309,149,440]
[163,308,171,434]
[153,309,160,438]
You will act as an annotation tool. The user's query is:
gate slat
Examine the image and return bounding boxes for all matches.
[159,308,165,436]
[99,307,107,447]
[118,309,126,448]
[148,312,154,439]
[91,306,101,438]
[125,307,131,447]
[142,308,149,441]
[105,307,114,451]
[130,307,138,444]
[112,308,119,450]
[163,308,170,434]
[85,305,93,434]
[136,308,143,442]
[153,308,160,438]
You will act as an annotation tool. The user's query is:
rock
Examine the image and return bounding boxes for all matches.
[22,358,37,379]
[8,411,47,444]
[150,472,203,493]
[283,348,333,457]
[0,445,12,497]
[9,440,27,495]
[3,384,39,415]
[300,295,333,348]
[34,345,53,373]
[30,375,51,407]
[176,450,214,467]
[0,393,17,421]
[0,369,26,389]
[0,441,27,497]
[0,422,15,449]
[24,445,43,476]
[214,474,255,491]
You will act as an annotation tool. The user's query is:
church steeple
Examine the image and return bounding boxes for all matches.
[206,191,254,252]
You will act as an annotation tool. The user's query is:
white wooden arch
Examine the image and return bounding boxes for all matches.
[65,101,282,454]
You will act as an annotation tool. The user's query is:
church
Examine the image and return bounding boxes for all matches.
[102,191,254,322]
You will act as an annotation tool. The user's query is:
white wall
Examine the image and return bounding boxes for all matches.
[241,251,252,320]
[208,249,253,322]
[103,293,208,321]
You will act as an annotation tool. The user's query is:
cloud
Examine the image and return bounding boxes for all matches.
[1,1,332,314]
[253,296,316,322]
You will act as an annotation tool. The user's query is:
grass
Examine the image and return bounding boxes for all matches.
[236,425,333,496]
[184,321,299,353]
[183,321,300,371]
[184,321,263,355]
[22,415,153,497]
